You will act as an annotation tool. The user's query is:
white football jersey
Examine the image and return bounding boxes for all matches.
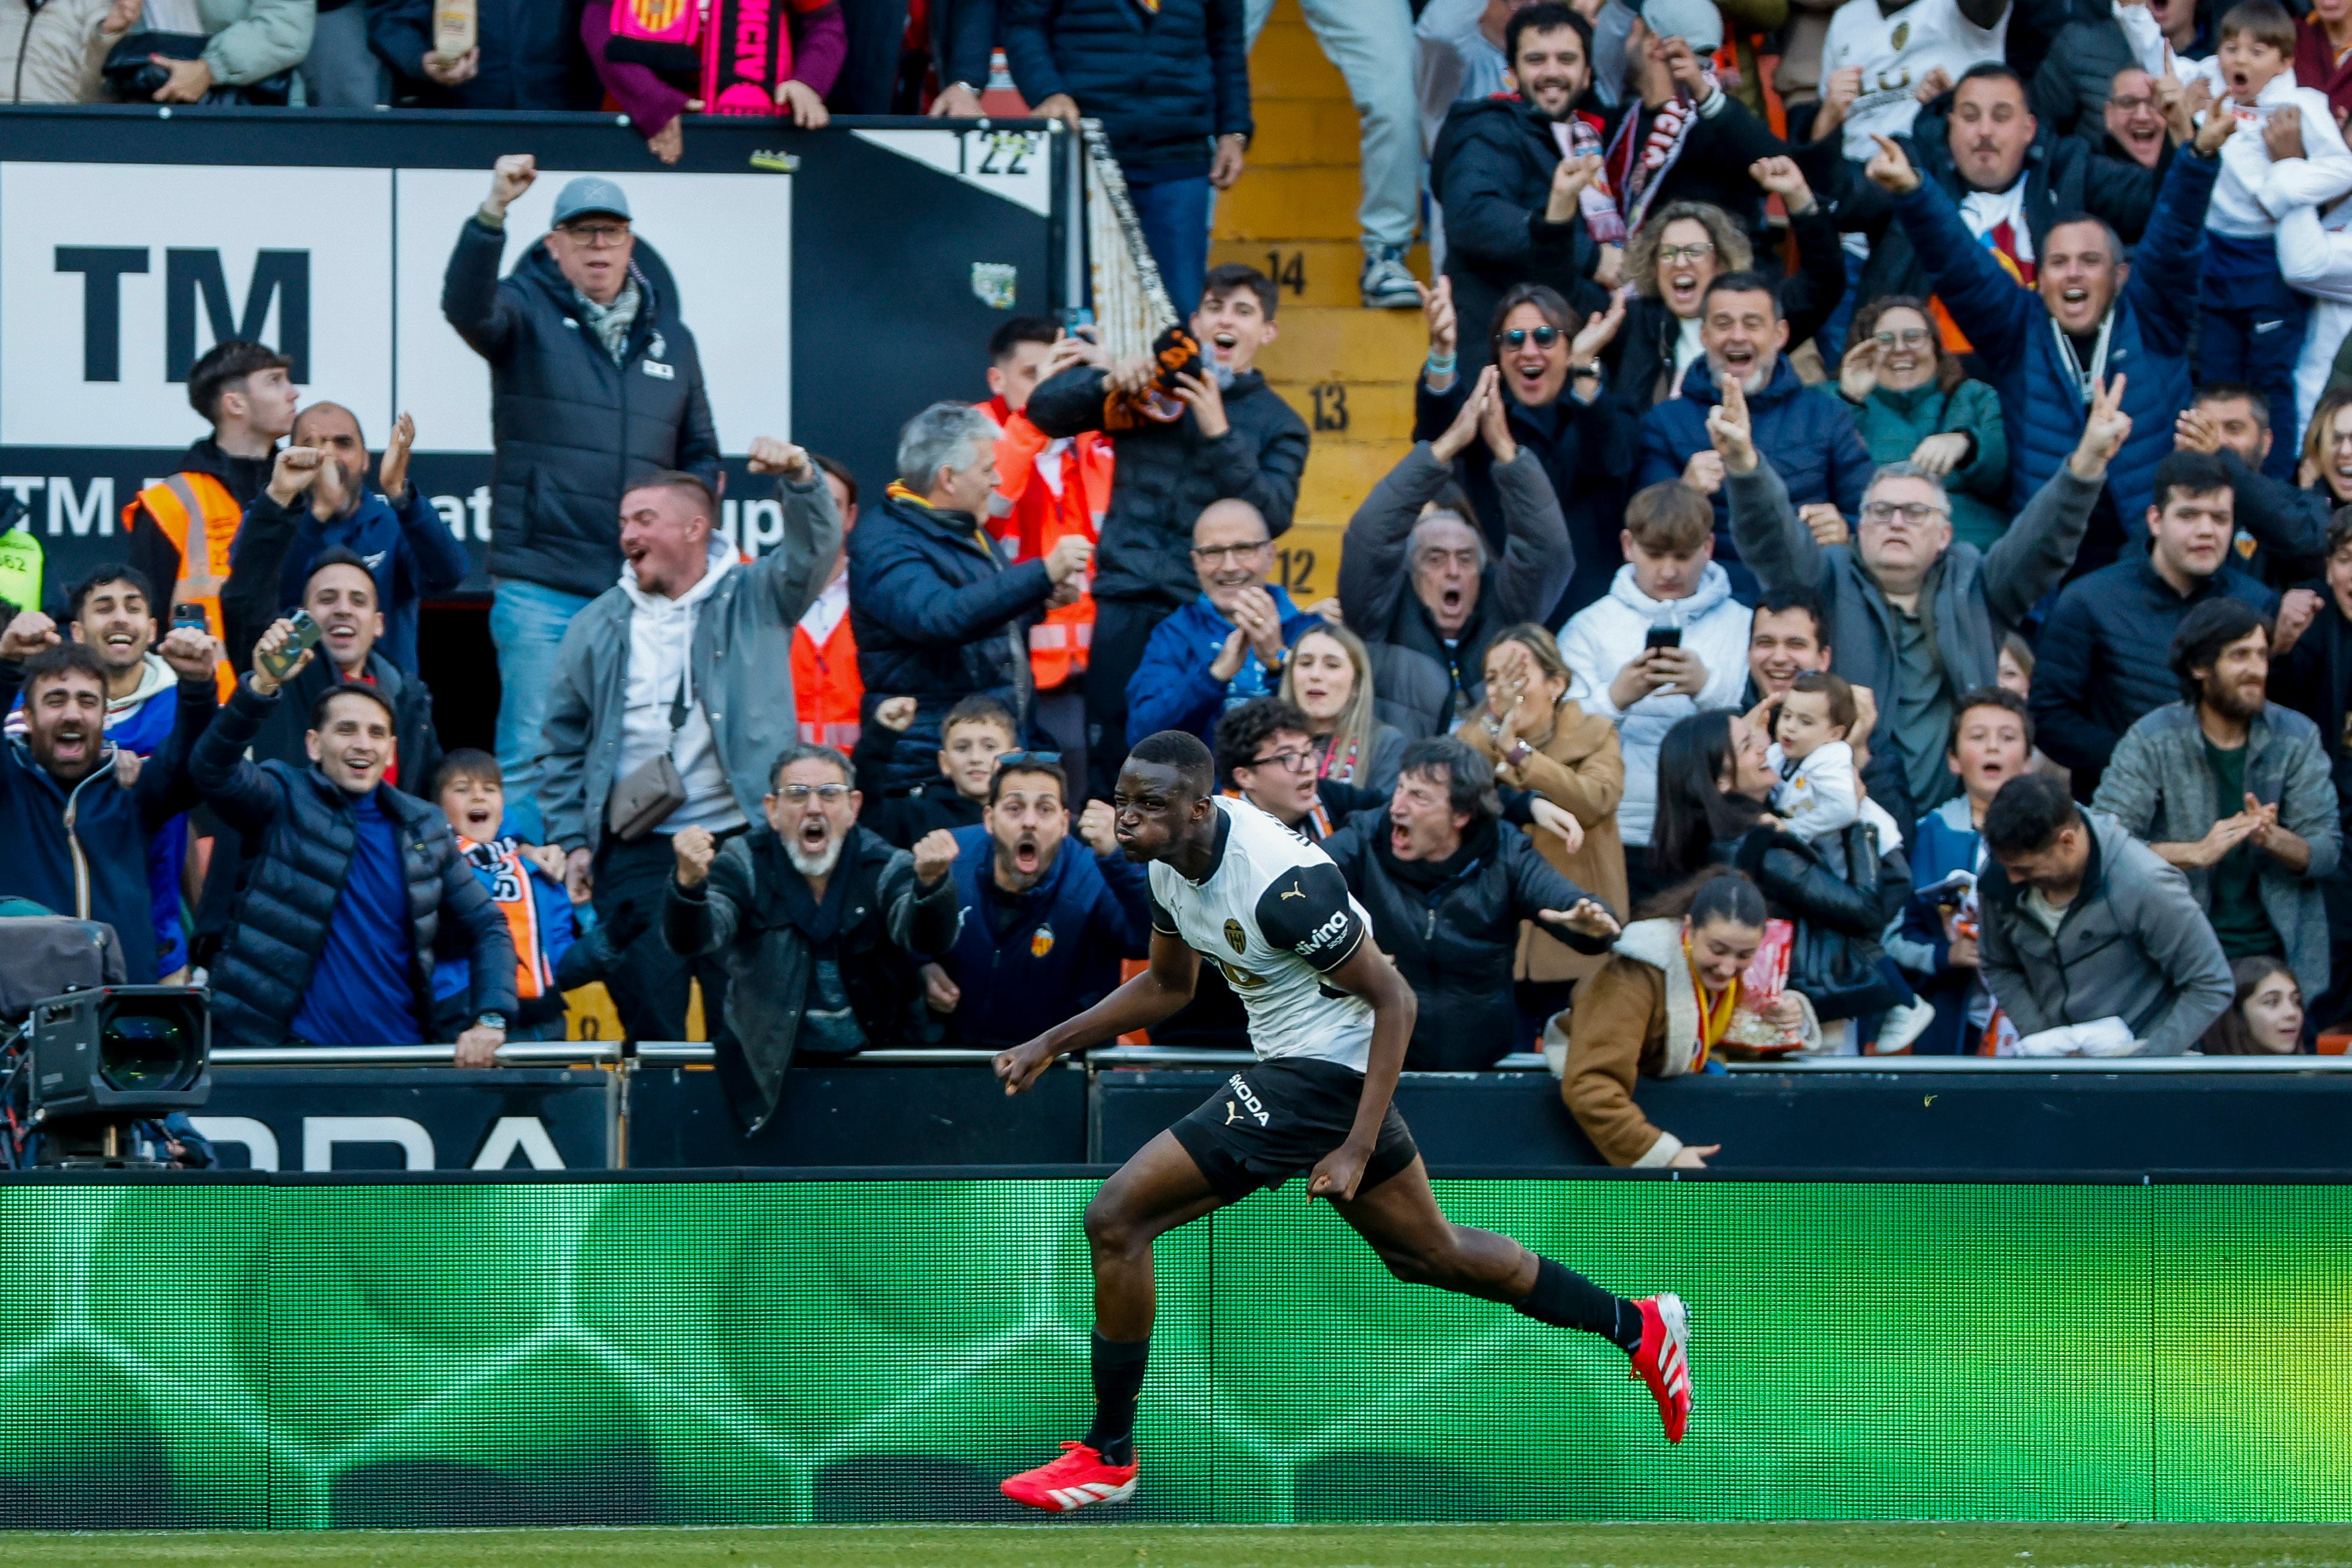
[1147,797,1376,1071]
[1821,0,2007,161]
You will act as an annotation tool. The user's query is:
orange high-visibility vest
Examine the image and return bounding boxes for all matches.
[124,471,241,700]
[985,397,1113,693]
[793,607,863,752]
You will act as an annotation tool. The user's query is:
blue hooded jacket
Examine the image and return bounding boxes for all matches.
[1890,148,2220,533]
[1637,354,1872,567]
[928,821,1153,1049]
[1124,584,1323,749]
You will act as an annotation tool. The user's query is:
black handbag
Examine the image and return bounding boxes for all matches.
[103,32,296,105]
[1771,823,1906,1022]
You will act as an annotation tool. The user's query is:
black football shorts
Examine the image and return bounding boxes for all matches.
[1168,1055,1420,1203]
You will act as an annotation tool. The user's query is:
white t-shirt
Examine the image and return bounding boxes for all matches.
[1147,797,1377,1071]
[1821,0,2008,162]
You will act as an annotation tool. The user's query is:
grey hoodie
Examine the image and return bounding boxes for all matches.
[1977,810,2233,1056]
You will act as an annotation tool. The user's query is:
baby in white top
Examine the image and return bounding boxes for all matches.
[1765,672,1904,849]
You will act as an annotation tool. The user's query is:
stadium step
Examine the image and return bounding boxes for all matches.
[1221,0,1427,553]
[1211,240,1431,311]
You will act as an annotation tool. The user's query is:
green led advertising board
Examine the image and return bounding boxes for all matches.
[0,1179,2341,1528]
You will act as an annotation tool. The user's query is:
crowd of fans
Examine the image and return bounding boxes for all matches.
[8,0,2352,1165]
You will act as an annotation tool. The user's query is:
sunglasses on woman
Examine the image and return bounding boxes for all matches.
[1501,326,1563,350]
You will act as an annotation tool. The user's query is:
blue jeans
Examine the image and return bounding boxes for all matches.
[489,576,595,844]
[1126,172,1212,320]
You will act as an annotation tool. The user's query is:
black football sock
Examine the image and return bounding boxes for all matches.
[1514,1256,1644,1352]
[1080,1331,1150,1465]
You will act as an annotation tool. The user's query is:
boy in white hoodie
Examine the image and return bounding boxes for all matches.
[1558,480,1754,904]
[2191,0,2352,476]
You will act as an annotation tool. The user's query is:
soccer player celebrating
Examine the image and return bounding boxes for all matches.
[993,730,1691,1513]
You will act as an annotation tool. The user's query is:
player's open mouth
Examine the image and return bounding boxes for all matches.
[1010,835,1041,874]
[798,819,830,852]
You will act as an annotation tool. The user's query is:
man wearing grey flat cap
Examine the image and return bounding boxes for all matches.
[443,154,721,841]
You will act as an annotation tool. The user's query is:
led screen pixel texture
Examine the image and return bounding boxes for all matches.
[0,1179,2341,1528]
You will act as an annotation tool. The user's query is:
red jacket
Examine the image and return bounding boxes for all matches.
[2297,16,2352,131]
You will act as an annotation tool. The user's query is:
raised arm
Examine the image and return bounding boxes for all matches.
[1716,377,1833,593]
[1980,378,2122,625]
[743,440,846,624]
[1876,139,2035,372]
[442,158,535,360]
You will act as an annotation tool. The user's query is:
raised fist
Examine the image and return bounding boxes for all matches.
[673,825,717,887]
[488,154,537,213]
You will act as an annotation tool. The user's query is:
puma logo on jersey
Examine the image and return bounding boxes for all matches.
[1226,1074,1269,1125]
[1279,882,1305,900]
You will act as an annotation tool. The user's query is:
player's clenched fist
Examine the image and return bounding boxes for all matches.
[994,1035,1056,1095]
[1077,799,1120,856]
[488,154,537,213]
[673,825,717,887]
[912,827,960,886]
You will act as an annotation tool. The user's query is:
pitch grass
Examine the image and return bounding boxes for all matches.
[0,1524,2347,1568]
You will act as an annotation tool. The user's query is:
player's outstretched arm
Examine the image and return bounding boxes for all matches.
[1306,944,1417,1202]
[994,929,1202,1094]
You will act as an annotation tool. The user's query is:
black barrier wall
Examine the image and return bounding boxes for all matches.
[0,107,1070,597]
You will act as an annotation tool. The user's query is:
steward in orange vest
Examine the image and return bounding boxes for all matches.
[794,568,863,751]
[121,342,298,700]
[983,393,1112,694]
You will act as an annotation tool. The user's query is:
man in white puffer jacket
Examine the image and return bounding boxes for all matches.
[1556,478,1753,906]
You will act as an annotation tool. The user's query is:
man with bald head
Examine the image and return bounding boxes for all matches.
[1125,499,1327,750]
[222,403,471,675]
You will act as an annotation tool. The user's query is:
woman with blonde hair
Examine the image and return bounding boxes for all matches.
[2299,387,2352,505]
[1279,621,1405,795]
[1612,169,1847,408]
[1459,623,1628,1031]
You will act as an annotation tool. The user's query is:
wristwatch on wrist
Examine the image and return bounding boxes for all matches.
[1507,739,1536,770]
[944,80,980,99]
[474,1012,507,1033]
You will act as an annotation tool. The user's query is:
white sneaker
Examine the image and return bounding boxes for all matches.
[1872,997,1937,1054]
[1361,244,1421,308]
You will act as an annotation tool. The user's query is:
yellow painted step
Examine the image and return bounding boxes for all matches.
[1249,99,1370,163]
[1217,165,1364,243]
[1272,519,1349,602]
[1250,21,1349,100]
[1254,305,1425,384]
[1294,440,1405,525]
[1267,378,1416,445]
[1212,239,1429,309]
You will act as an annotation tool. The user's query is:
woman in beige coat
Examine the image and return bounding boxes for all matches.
[1459,622,1628,1036]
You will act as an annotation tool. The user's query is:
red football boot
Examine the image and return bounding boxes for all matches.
[1628,1293,1692,1443]
[1000,1440,1140,1512]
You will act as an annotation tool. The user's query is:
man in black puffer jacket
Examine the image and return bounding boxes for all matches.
[443,155,719,840]
[1431,4,1790,376]
[192,631,516,1057]
[1318,736,1619,1069]
[1026,264,1309,798]
[850,405,1090,791]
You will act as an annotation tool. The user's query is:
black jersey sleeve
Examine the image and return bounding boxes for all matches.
[1253,862,1365,973]
[1148,887,1181,936]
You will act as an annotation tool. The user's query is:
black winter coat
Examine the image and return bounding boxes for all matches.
[2029,549,2278,795]
[1431,91,1788,375]
[1026,363,1309,608]
[371,0,599,109]
[1337,444,1573,739]
[192,681,517,1051]
[1000,0,1251,174]
[664,824,963,1132]
[442,219,721,599]
[1321,811,1608,1070]
[1806,93,2160,309]
[188,645,442,954]
[847,492,1055,788]
[1413,372,1628,625]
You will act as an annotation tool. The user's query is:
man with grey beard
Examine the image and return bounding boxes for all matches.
[663,743,964,1135]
